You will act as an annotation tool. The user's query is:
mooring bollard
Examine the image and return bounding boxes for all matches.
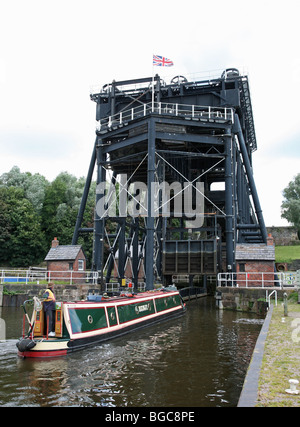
[0,284,3,307]
[285,379,299,395]
[283,292,288,317]
[0,317,5,341]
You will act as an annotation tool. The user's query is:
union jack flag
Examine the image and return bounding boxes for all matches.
[153,55,174,67]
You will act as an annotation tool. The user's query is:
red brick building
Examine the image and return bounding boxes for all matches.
[44,238,87,280]
[235,234,275,286]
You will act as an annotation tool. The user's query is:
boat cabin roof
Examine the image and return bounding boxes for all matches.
[65,290,179,305]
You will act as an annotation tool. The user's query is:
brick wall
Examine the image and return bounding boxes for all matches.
[74,249,86,271]
[47,261,69,271]
[235,240,275,287]
[46,248,86,281]
[236,262,275,287]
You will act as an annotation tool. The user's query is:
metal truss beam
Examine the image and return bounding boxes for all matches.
[74,70,266,288]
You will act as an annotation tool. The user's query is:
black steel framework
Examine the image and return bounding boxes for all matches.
[72,69,267,289]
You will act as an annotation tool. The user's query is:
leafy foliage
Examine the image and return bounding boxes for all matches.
[281,173,300,237]
[0,187,46,266]
[0,166,95,267]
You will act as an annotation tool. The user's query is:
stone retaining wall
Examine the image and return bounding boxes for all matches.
[0,283,96,307]
[216,287,295,314]
[266,226,299,246]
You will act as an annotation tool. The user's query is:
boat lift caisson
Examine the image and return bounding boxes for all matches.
[16,288,186,358]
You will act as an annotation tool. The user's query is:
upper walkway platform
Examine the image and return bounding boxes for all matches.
[96,101,234,134]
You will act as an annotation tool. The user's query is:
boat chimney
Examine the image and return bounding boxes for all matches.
[52,237,59,248]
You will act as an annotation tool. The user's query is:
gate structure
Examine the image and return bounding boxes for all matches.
[72,69,267,289]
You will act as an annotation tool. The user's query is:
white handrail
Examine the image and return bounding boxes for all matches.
[217,271,299,289]
[266,289,277,306]
[97,101,234,131]
[0,269,99,285]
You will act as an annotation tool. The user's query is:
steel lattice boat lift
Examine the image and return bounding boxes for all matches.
[72,69,267,290]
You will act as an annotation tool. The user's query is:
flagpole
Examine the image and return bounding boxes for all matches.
[152,54,154,112]
[152,55,174,112]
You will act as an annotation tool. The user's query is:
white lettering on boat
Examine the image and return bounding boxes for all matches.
[135,304,149,314]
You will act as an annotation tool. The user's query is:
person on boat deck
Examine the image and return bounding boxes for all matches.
[42,283,56,337]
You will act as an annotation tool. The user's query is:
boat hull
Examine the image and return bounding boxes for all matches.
[17,290,186,358]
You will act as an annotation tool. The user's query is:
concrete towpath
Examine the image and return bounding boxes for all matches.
[238,299,300,407]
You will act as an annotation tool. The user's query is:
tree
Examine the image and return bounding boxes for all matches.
[24,173,49,215]
[0,194,12,260]
[0,165,28,188]
[0,187,47,266]
[41,172,88,245]
[281,173,300,238]
[0,167,96,268]
[0,166,49,214]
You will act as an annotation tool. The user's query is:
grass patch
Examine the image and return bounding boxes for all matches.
[256,302,300,407]
[275,245,300,263]
[2,286,26,296]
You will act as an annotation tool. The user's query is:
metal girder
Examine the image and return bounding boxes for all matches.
[155,132,224,145]
[72,142,96,245]
[74,70,267,287]
[234,114,267,243]
[156,149,224,159]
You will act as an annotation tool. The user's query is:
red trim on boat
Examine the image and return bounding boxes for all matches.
[18,349,68,358]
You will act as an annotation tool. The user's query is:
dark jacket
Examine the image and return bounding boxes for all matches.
[43,288,56,311]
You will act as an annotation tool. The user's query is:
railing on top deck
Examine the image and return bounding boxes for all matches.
[97,102,234,132]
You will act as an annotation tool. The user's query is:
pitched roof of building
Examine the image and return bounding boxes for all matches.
[235,243,275,261]
[45,245,83,261]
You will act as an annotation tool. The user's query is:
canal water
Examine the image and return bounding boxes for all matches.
[0,297,263,407]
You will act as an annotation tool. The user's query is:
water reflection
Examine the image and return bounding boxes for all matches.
[0,297,263,407]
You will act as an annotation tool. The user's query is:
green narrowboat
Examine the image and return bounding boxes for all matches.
[16,289,186,358]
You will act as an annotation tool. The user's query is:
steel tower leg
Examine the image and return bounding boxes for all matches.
[118,218,126,282]
[72,141,96,245]
[132,217,139,287]
[93,138,106,279]
[224,129,235,271]
[145,118,155,290]
[234,115,267,243]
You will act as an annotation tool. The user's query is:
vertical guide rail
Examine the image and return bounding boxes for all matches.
[234,114,267,243]
[145,118,156,290]
[224,128,235,271]
[72,142,97,245]
[266,289,277,306]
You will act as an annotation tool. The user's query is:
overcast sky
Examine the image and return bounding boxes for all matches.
[0,0,300,226]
